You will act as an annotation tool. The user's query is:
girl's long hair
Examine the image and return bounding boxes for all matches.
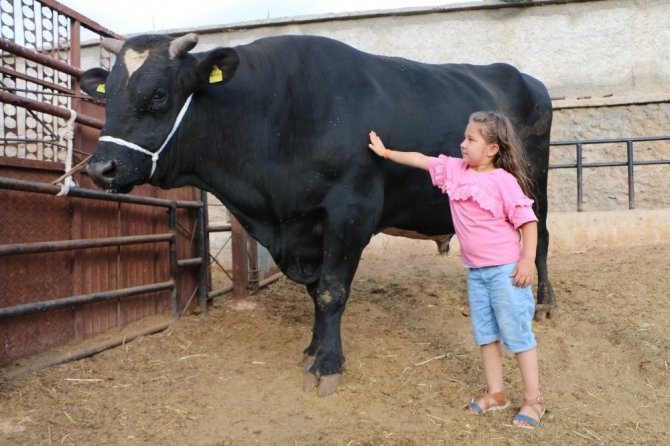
[469,111,534,199]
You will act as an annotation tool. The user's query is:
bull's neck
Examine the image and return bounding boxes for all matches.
[152,93,271,221]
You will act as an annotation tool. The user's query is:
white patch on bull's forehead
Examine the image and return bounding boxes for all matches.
[123,49,150,77]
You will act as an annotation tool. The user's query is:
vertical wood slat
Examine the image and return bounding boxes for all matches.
[231,216,249,299]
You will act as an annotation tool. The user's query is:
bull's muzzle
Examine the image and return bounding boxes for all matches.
[86,159,117,191]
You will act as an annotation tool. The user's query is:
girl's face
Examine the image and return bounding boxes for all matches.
[460,122,499,172]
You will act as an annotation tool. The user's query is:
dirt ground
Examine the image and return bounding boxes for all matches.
[1,242,669,445]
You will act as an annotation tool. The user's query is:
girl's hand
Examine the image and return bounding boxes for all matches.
[368,130,387,157]
[511,257,535,287]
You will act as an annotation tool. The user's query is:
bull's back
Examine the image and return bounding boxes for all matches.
[236,36,550,153]
[234,36,551,237]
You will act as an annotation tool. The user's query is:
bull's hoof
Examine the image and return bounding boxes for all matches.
[302,372,341,397]
[317,374,341,397]
[303,373,318,393]
[534,303,559,321]
[302,355,315,372]
[301,354,342,396]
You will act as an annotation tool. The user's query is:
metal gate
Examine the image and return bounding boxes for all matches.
[0,0,278,374]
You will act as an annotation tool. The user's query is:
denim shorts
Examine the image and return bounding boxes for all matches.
[467,262,537,353]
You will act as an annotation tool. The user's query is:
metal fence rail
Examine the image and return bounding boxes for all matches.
[0,176,206,319]
[0,176,278,315]
[549,136,670,211]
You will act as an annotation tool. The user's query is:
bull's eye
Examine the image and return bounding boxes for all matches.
[150,88,168,109]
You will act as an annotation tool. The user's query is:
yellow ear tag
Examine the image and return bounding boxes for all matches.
[96,83,106,93]
[209,66,223,83]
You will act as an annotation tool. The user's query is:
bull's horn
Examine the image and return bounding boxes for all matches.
[101,37,124,54]
[169,33,199,58]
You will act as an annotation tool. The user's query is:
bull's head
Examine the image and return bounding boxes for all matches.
[80,33,239,193]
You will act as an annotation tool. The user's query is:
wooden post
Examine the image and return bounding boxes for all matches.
[230,216,249,299]
[247,237,259,293]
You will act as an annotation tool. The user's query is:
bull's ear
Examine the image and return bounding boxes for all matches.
[80,68,109,99]
[196,48,240,86]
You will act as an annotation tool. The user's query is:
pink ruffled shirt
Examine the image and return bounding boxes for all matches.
[428,155,538,268]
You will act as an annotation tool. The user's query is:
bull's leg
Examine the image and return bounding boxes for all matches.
[534,194,558,320]
[302,194,378,396]
[302,283,322,369]
[302,266,357,397]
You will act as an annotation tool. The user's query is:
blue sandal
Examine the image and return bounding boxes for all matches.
[513,394,546,429]
[467,391,510,414]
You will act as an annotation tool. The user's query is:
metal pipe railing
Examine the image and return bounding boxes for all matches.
[0,38,82,78]
[178,258,203,268]
[0,176,201,208]
[168,204,180,316]
[0,66,76,96]
[549,135,670,211]
[0,281,175,319]
[0,233,174,256]
[197,190,209,313]
[0,89,105,129]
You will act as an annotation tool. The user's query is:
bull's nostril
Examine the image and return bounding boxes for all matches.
[101,160,117,179]
[86,160,117,184]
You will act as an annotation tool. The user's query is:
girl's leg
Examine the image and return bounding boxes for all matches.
[467,340,505,414]
[482,340,504,392]
[467,267,511,413]
[514,347,545,427]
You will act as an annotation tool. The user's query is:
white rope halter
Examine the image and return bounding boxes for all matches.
[98,93,194,179]
[55,108,77,196]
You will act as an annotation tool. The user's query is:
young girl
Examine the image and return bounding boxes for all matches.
[368,111,545,429]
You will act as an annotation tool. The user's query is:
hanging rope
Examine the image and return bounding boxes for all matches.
[54,108,78,196]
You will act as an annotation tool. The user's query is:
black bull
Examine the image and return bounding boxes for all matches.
[81,33,557,396]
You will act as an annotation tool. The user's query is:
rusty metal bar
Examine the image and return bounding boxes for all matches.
[177,257,202,267]
[4,317,176,379]
[259,272,283,288]
[0,233,173,257]
[0,281,175,319]
[208,284,234,300]
[70,16,83,136]
[0,89,104,129]
[168,204,180,316]
[576,143,584,212]
[206,272,282,301]
[626,140,635,209]
[197,193,209,313]
[0,38,82,78]
[0,176,201,208]
[0,66,76,96]
[39,0,125,39]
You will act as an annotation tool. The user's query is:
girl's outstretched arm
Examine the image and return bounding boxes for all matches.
[369,130,430,171]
